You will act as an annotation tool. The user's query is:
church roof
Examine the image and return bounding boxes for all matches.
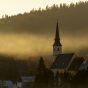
[68,57,84,71]
[51,53,74,69]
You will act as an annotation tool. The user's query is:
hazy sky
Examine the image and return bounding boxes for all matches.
[0,0,87,18]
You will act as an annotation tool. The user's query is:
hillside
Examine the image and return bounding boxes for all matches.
[0,1,88,36]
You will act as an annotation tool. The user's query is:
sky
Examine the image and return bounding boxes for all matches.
[0,0,88,18]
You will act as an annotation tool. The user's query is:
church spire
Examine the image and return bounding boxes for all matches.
[53,22,62,57]
[54,22,61,46]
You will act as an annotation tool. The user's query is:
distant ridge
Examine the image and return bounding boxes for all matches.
[0,1,88,36]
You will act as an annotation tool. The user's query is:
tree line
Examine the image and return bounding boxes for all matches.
[0,1,88,36]
[0,54,37,83]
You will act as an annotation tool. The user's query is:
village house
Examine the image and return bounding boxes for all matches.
[15,76,35,88]
[0,80,13,88]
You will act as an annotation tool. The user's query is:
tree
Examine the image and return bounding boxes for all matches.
[34,57,47,88]
[37,57,46,72]
[34,57,54,88]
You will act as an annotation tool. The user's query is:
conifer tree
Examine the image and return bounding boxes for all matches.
[37,57,46,72]
[34,57,47,88]
[34,57,54,88]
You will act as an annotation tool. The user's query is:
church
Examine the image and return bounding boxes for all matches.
[51,22,88,75]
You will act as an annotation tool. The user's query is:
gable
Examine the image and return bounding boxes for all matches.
[68,57,84,71]
[51,53,75,70]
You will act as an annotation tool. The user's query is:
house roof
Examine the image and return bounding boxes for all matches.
[51,53,74,69]
[68,57,84,71]
[79,60,88,70]
[21,76,35,83]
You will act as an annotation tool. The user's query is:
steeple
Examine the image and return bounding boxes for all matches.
[54,22,61,46]
[53,22,62,57]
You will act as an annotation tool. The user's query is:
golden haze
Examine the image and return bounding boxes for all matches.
[0,33,87,57]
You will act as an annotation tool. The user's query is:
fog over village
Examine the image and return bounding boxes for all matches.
[0,0,88,88]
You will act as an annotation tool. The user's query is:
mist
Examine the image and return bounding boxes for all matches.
[0,33,87,58]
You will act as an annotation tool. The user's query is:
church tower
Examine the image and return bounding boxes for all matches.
[53,22,62,57]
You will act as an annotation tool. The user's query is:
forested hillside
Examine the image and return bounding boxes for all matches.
[0,1,88,36]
